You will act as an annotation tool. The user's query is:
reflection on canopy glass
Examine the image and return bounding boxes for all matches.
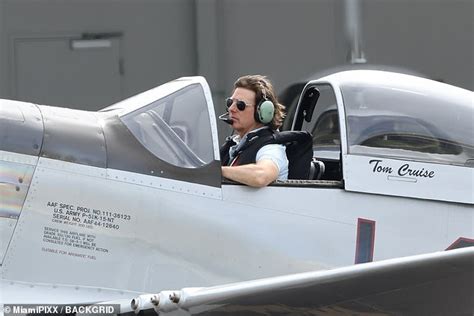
[121,84,214,168]
[342,84,474,166]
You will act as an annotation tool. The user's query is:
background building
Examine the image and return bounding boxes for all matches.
[0,0,472,120]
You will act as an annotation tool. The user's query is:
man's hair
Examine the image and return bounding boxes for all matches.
[234,75,286,130]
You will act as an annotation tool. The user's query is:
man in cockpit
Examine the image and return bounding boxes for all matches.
[220,75,288,187]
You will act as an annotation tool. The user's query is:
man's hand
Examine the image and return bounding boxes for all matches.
[221,159,279,187]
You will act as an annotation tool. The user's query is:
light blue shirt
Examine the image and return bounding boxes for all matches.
[256,144,288,181]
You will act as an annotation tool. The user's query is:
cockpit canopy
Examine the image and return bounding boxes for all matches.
[338,71,473,167]
[101,77,218,169]
[120,84,214,168]
[300,70,473,168]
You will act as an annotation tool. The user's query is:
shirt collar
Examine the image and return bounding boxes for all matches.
[232,126,270,144]
[229,126,271,162]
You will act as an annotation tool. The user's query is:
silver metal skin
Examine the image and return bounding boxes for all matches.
[0,160,34,218]
[0,73,472,315]
[0,100,43,156]
[133,247,474,315]
[39,105,107,168]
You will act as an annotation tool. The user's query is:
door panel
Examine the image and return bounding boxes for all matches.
[14,36,122,110]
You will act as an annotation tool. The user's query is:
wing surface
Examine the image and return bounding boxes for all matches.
[128,247,473,315]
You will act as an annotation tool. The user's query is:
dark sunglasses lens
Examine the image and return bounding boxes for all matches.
[236,101,246,111]
[225,98,233,108]
[226,98,247,111]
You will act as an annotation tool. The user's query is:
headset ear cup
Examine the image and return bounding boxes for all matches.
[257,100,275,124]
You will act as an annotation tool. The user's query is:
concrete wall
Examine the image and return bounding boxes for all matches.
[0,0,472,108]
[216,0,341,94]
[363,0,473,89]
[0,0,197,100]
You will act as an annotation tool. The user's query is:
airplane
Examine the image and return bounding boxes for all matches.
[0,70,473,315]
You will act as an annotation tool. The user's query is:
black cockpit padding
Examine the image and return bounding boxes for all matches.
[274,131,313,180]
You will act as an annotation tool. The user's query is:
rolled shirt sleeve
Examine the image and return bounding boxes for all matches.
[256,144,288,181]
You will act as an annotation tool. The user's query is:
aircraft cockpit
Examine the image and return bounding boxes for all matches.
[95,70,472,204]
[287,70,473,203]
[291,84,342,181]
[97,77,222,187]
[290,70,474,187]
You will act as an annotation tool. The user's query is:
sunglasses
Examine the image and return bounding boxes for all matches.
[225,98,253,111]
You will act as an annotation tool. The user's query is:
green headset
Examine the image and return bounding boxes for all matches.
[254,82,275,124]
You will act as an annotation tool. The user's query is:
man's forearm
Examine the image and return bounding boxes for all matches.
[221,160,279,187]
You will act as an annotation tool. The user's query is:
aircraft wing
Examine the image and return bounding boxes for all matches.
[126,247,473,315]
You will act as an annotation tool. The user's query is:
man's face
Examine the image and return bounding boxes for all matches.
[228,87,262,137]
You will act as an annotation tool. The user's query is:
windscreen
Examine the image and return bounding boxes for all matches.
[121,84,214,168]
